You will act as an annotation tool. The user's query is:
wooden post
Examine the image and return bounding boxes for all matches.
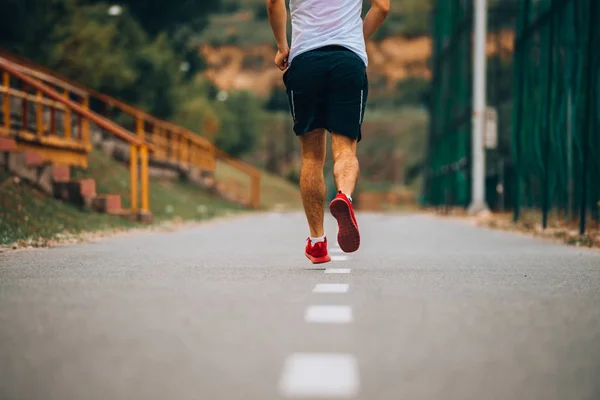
[63,90,71,139]
[140,145,149,212]
[130,145,139,211]
[82,95,90,145]
[2,72,10,132]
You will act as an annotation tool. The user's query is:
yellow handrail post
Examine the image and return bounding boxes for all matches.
[3,71,10,132]
[150,124,157,146]
[35,91,43,136]
[136,115,144,141]
[140,145,149,212]
[130,145,139,211]
[251,174,261,209]
[63,89,71,139]
[169,130,175,163]
[181,133,187,168]
[82,95,90,145]
[190,142,195,166]
[157,126,163,159]
[175,131,180,164]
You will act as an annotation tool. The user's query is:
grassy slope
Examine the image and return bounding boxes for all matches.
[0,169,135,247]
[0,150,248,247]
[215,160,303,210]
[73,150,247,221]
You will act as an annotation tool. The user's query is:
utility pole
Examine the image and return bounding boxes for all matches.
[468,0,490,215]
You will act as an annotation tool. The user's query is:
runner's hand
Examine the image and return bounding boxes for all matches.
[275,47,290,71]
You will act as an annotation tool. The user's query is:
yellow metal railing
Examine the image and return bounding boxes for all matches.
[0,49,262,209]
[0,58,153,215]
[0,68,91,167]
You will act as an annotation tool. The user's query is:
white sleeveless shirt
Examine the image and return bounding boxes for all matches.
[288,0,368,67]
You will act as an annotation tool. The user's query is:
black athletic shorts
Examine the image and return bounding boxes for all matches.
[283,45,368,142]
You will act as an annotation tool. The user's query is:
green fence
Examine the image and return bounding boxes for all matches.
[512,0,599,233]
[424,0,472,209]
[425,0,599,234]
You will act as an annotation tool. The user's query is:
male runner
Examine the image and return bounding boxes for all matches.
[266,0,390,264]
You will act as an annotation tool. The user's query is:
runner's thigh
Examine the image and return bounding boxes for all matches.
[325,50,368,142]
[283,52,328,136]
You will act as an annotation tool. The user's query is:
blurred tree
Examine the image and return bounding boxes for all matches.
[394,77,430,107]
[398,0,433,37]
[213,91,263,157]
[265,89,290,112]
[49,3,143,94]
[172,78,221,139]
[86,0,221,36]
[0,0,73,61]
[0,0,220,119]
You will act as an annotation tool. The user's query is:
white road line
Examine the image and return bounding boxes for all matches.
[305,305,353,324]
[279,353,359,398]
[331,255,349,261]
[325,268,351,274]
[313,283,349,294]
[329,246,343,253]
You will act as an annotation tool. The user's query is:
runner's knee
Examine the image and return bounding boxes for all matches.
[300,129,326,163]
[331,133,357,162]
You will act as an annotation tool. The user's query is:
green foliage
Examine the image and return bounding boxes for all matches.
[397,0,434,37]
[49,4,143,94]
[172,79,220,134]
[265,89,290,113]
[87,0,221,36]
[0,0,73,59]
[130,33,183,118]
[213,91,263,157]
[395,77,431,106]
[0,0,220,119]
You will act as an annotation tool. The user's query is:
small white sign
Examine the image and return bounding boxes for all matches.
[484,107,498,149]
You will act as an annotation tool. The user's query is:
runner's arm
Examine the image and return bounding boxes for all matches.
[266,0,289,52]
[363,0,390,41]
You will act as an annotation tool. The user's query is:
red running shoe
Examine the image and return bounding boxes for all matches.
[329,191,360,253]
[305,237,331,264]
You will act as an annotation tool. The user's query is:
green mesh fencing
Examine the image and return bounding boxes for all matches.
[424,0,473,208]
[512,0,600,233]
[426,0,599,234]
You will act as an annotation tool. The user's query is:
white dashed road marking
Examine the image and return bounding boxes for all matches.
[280,247,357,398]
[325,268,351,274]
[305,305,353,324]
[331,255,349,261]
[279,353,360,398]
[313,283,349,293]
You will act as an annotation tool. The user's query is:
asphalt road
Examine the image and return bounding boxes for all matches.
[1,212,599,400]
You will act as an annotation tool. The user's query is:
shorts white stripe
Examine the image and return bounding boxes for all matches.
[291,90,296,121]
[359,89,364,124]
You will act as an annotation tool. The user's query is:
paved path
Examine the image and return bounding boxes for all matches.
[1,212,599,400]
